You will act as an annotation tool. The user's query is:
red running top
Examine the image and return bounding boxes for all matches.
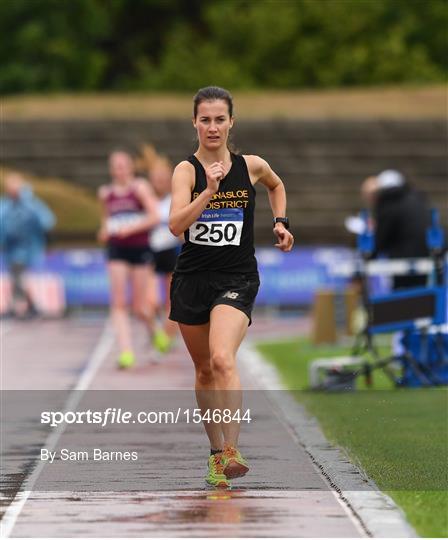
[104,185,149,247]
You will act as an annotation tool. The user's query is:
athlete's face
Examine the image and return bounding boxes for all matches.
[193,100,234,150]
[150,161,172,197]
[109,152,134,183]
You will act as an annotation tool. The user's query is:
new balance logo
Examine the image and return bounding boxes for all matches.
[222,291,239,300]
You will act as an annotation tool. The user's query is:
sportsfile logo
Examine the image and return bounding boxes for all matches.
[40,407,252,427]
[222,291,239,299]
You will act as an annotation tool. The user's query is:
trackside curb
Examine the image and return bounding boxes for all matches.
[240,340,419,539]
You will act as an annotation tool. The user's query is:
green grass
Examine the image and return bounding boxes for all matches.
[257,337,448,538]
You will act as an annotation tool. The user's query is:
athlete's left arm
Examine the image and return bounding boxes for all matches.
[116,179,161,237]
[245,155,294,252]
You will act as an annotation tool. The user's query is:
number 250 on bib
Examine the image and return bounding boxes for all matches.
[189,208,243,247]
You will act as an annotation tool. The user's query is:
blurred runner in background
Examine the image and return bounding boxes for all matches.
[97,151,160,368]
[136,145,182,356]
[0,172,55,319]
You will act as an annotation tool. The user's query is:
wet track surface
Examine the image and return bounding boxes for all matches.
[1,315,365,537]
[10,490,360,537]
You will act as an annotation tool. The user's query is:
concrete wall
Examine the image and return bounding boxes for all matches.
[3,119,446,244]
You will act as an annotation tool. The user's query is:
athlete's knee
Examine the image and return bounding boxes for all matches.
[192,356,214,384]
[111,298,128,310]
[210,351,235,379]
[131,303,148,320]
[196,365,215,386]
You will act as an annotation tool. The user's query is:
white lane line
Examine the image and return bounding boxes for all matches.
[239,342,366,536]
[0,320,114,538]
[269,400,367,537]
[239,341,417,538]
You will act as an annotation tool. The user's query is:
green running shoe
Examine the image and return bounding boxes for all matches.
[206,454,231,488]
[118,351,135,369]
[153,329,172,353]
[221,444,249,479]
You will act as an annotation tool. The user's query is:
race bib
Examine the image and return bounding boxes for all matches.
[107,212,145,234]
[151,225,179,252]
[189,208,243,247]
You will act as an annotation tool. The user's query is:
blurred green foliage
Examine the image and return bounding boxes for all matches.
[2,0,446,94]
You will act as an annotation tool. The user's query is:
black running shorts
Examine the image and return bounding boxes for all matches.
[169,271,260,326]
[107,244,154,266]
[153,247,179,274]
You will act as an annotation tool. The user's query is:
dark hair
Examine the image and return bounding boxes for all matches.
[193,86,233,118]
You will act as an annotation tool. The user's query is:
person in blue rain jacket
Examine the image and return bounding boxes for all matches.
[0,172,55,317]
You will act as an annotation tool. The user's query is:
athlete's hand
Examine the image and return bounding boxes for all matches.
[115,226,134,238]
[205,161,226,194]
[274,223,294,252]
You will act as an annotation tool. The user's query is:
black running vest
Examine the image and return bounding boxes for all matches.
[175,153,258,274]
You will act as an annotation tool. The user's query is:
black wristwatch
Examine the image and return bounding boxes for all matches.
[273,217,290,229]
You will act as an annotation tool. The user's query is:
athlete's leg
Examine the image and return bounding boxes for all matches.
[178,322,223,451]
[146,265,160,331]
[130,264,156,334]
[151,272,174,353]
[209,304,249,447]
[108,261,133,354]
[163,273,178,338]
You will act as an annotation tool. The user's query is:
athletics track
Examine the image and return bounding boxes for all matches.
[1,314,370,538]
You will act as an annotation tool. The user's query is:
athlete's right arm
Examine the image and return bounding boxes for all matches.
[169,161,217,236]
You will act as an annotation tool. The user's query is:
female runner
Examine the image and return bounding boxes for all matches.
[98,150,160,368]
[148,151,182,353]
[169,87,294,488]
